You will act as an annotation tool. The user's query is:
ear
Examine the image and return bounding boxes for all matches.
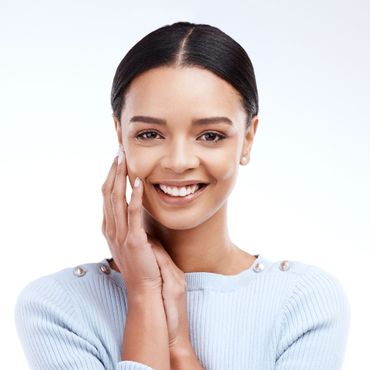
[240,115,259,165]
[113,113,123,147]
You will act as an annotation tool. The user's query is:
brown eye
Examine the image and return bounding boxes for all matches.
[135,130,162,140]
[135,130,226,143]
[198,132,226,142]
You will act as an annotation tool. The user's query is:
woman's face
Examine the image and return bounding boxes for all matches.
[114,66,258,230]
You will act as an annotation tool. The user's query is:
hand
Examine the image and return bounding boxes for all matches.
[149,241,191,350]
[150,243,204,369]
[101,147,162,297]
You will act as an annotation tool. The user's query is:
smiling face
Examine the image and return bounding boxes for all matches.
[114,66,258,230]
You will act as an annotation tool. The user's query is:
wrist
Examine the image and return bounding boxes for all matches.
[170,347,203,370]
[127,288,163,306]
[170,340,197,362]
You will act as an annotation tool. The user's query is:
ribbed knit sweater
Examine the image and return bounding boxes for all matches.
[14,254,351,370]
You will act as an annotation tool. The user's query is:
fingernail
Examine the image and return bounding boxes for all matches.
[134,177,141,188]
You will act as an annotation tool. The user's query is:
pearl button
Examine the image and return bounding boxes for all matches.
[279,260,290,271]
[99,264,111,274]
[73,265,87,277]
[253,262,264,273]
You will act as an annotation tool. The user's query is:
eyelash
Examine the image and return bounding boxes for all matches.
[135,130,226,143]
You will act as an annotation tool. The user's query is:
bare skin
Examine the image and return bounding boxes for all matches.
[103,149,204,368]
[105,65,259,368]
[101,153,171,369]
[111,65,259,275]
[109,241,256,277]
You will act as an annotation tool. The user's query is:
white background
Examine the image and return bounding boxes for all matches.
[1,0,369,368]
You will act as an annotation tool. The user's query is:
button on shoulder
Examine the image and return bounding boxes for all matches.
[253,262,265,273]
[279,260,290,271]
[73,265,87,277]
[99,264,111,275]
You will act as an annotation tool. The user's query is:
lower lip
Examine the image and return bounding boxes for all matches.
[153,184,209,206]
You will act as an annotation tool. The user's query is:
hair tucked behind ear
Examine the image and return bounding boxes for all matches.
[111,21,258,129]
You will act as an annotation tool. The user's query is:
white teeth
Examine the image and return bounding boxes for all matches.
[158,184,201,197]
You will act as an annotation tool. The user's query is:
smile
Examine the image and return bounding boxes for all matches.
[152,183,209,205]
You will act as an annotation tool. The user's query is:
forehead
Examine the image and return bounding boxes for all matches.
[123,66,244,122]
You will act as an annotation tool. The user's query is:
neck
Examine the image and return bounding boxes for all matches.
[143,203,247,274]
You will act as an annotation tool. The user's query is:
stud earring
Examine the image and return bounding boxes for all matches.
[240,156,248,165]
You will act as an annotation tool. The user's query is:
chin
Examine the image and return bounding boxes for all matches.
[143,200,225,232]
[145,208,207,230]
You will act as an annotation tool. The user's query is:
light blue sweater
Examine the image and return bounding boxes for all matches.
[14,254,350,369]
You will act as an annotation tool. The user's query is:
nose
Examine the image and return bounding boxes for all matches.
[160,137,200,173]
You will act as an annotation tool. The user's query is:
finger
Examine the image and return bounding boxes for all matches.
[102,155,119,238]
[150,242,188,294]
[127,177,144,234]
[151,242,182,271]
[151,245,186,296]
[102,202,116,257]
[111,148,128,238]
[101,203,106,233]
[150,241,171,262]
[151,243,179,277]
[101,155,119,196]
[151,244,170,271]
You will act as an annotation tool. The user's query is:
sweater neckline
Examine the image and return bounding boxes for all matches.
[101,254,269,291]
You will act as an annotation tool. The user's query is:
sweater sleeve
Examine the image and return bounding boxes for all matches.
[14,276,154,370]
[275,266,351,370]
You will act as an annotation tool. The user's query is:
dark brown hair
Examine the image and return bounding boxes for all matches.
[111,21,259,129]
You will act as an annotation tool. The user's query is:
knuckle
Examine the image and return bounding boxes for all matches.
[125,234,137,247]
[114,236,124,246]
[174,281,187,296]
[111,191,122,204]
[129,233,147,247]
[166,282,184,297]
[106,228,116,241]
[101,184,110,196]
[127,201,139,213]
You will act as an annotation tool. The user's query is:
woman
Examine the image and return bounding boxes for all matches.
[15,21,350,370]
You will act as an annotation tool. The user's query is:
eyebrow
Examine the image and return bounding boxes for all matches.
[129,115,233,126]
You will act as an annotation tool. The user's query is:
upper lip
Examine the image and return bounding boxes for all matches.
[152,180,209,187]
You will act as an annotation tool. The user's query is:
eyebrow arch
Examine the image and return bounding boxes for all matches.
[129,115,233,126]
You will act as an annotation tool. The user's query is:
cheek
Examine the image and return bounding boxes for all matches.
[125,141,239,183]
[220,160,237,181]
[206,150,238,181]
[125,149,154,184]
